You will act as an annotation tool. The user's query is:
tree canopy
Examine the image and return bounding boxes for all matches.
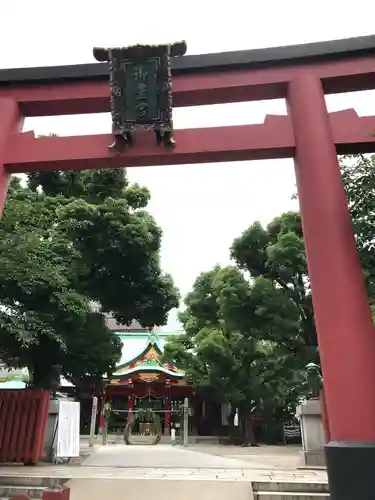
[165,153,375,444]
[231,211,317,361]
[227,153,375,365]
[164,265,305,444]
[0,168,179,390]
[340,154,375,301]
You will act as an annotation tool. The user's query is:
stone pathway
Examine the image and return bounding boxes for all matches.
[83,444,258,469]
[185,444,304,469]
[0,445,329,500]
[0,464,327,482]
[0,444,328,483]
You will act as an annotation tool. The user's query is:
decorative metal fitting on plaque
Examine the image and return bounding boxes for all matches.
[93,41,187,153]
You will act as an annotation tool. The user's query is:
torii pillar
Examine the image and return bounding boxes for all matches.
[0,99,22,214]
[288,74,375,500]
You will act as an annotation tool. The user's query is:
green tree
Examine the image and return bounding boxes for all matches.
[340,154,375,300]
[164,265,304,445]
[229,154,375,368]
[0,168,179,389]
[231,212,317,361]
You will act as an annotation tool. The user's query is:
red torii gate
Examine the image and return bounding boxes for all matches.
[1,35,375,498]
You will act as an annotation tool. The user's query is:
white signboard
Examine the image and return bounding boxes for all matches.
[56,401,80,458]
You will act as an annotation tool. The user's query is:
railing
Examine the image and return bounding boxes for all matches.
[283,421,301,444]
[102,398,190,446]
[107,408,182,434]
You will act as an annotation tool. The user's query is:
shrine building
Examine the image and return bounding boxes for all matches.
[104,328,223,437]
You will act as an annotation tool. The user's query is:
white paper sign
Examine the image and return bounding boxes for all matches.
[56,401,80,458]
[233,408,239,427]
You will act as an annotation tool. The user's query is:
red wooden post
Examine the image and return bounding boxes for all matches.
[288,74,375,499]
[288,74,375,442]
[164,396,170,436]
[0,98,22,216]
[127,395,133,423]
[320,389,331,443]
[22,391,38,463]
[99,411,105,429]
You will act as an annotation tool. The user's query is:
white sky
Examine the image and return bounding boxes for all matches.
[1,1,375,330]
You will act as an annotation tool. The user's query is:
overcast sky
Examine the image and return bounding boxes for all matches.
[2,1,375,331]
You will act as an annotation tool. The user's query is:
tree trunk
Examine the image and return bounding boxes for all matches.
[228,407,237,444]
[240,407,257,447]
[28,363,61,393]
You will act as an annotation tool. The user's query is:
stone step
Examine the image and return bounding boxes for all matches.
[254,493,329,499]
[252,482,329,494]
[68,478,252,500]
[0,476,67,488]
[0,485,46,498]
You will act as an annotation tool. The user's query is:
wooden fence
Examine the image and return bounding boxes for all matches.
[0,389,50,463]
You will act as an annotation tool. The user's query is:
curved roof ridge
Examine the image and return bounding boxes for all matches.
[112,331,184,379]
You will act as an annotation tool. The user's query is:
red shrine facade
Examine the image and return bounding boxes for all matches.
[105,331,192,435]
[102,330,223,437]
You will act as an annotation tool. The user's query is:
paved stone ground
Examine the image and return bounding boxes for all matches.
[184,444,303,470]
[0,464,328,482]
[0,445,329,500]
[0,444,328,483]
[83,444,258,469]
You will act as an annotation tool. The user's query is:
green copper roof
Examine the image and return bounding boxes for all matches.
[112,330,184,378]
[115,331,179,365]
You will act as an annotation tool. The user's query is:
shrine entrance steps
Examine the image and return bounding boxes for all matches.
[0,474,66,498]
[67,478,330,500]
[0,475,330,500]
[0,444,330,499]
[68,478,251,500]
[0,470,330,500]
[252,481,329,499]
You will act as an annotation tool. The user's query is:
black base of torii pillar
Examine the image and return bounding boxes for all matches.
[325,442,375,500]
